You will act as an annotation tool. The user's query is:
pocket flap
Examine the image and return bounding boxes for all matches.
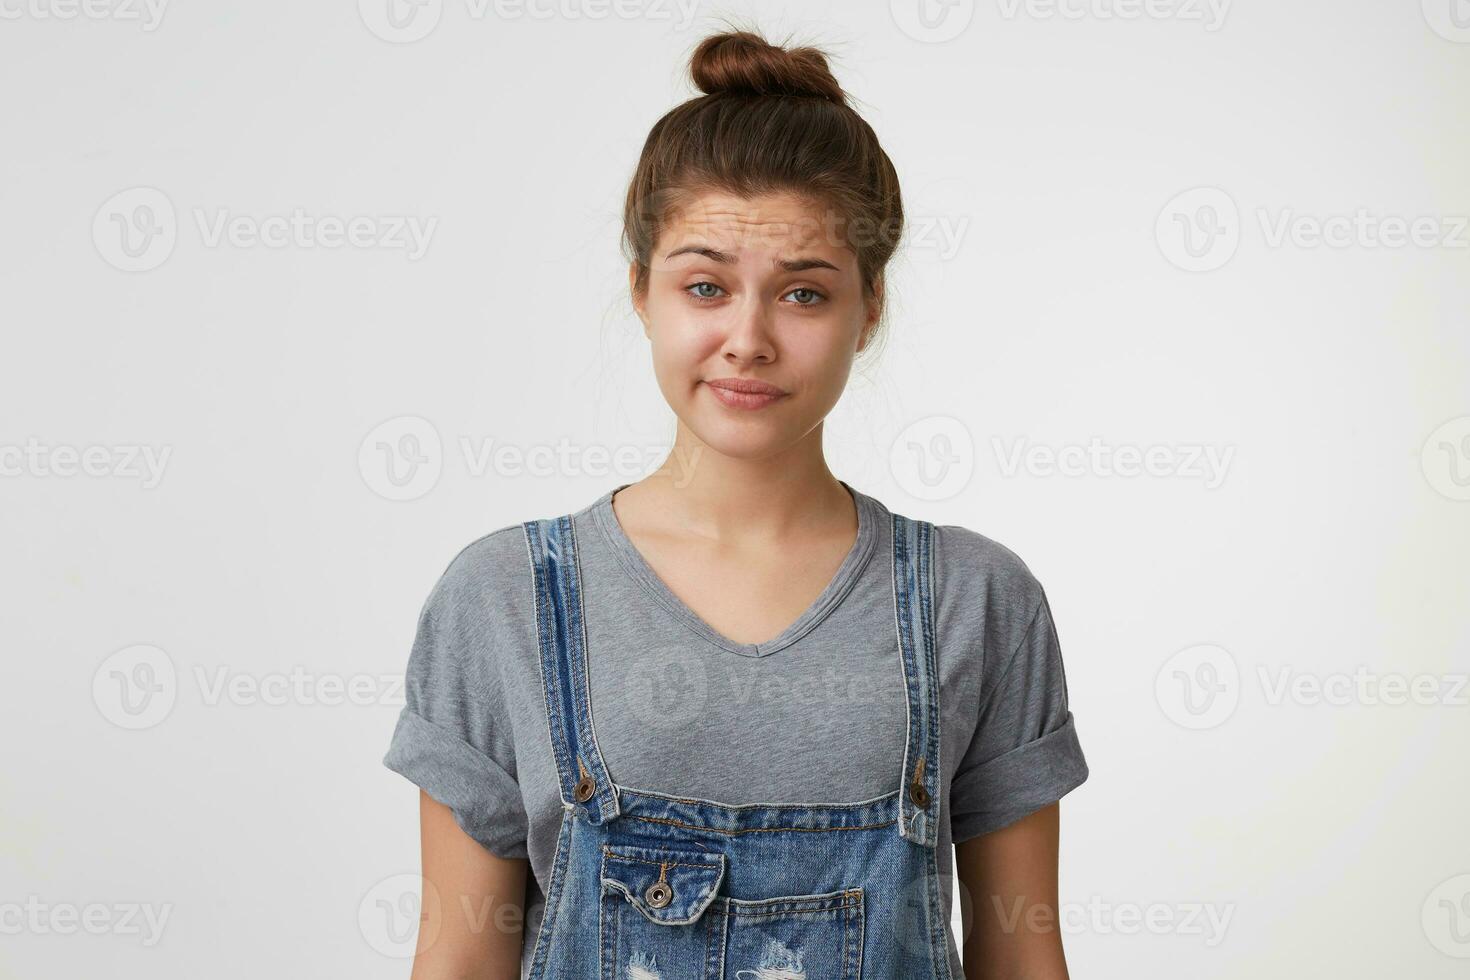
[600,843,726,926]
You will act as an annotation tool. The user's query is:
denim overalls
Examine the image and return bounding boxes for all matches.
[520,509,953,979]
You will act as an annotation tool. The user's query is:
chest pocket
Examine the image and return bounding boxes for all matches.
[599,843,865,980]
[600,844,726,980]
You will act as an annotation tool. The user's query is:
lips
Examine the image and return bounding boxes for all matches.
[705,377,786,395]
[703,377,788,410]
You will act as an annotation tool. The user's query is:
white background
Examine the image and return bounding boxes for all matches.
[2,1,1468,977]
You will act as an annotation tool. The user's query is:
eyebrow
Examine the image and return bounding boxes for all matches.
[663,245,840,273]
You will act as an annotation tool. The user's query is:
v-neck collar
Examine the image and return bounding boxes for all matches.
[590,480,882,658]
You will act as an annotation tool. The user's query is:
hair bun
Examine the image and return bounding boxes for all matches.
[690,30,847,105]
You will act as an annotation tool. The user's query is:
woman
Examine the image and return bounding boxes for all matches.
[384,27,1088,980]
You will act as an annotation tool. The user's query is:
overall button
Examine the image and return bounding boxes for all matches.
[909,756,930,808]
[644,881,672,909]
[573,774,596,802]
[909,781,929,808]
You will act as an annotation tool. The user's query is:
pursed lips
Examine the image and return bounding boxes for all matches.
[702,377,788,409]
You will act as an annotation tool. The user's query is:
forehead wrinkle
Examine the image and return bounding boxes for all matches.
[662,244,840,274]
[671,206,832,248]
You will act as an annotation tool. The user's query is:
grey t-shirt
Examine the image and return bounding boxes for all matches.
[383,481,1088,966]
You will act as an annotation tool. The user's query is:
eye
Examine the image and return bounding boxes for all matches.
[683,282,828,306]
[685,281,725,303]
[785,287,826,306]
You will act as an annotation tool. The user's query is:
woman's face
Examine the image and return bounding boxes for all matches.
[631,190,881,461]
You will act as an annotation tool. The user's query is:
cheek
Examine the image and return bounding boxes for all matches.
[647,303,720,367]
[647,322,714,390]
[783,325,856,386]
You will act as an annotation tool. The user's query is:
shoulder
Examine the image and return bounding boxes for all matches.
[865,487,1046,616]
[405,522,542,686]
[427,522,533,608]
[926,522,1052,658]
[423,488,610,616]
[931,523,1044,609]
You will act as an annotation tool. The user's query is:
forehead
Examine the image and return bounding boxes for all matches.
[662,191,846,256]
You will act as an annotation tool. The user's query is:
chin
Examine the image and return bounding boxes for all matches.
[680,412,806,462]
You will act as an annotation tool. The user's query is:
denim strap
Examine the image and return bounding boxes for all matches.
[892,512,940,848]
[523,514,621,824]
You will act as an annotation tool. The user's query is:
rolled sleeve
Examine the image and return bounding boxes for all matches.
[384,706,529,859]
[382,544,530,860]
[950,592,1088,842]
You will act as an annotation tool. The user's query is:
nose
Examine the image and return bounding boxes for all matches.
[719,295,776,364]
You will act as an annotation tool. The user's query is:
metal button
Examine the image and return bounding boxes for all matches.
[573,774,596,803]
[645,881,672,909]
[909,781,929,808]
[909,756,930,808]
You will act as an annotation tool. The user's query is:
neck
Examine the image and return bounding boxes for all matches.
[627,419,853,541]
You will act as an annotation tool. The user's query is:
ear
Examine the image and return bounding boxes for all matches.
[629,261,650,336]
[856,275,884,353]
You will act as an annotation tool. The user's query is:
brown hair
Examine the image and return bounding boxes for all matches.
[621,26,904,353]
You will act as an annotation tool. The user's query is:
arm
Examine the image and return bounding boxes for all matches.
[410,790,528,980]
[956,802,1070,980]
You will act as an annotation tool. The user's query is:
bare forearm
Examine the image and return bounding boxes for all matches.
[411,791,528,980]
[962,893,1070,980]
[956,803,1072,980]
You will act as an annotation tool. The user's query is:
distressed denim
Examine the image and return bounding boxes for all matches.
[519,511,954,980]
